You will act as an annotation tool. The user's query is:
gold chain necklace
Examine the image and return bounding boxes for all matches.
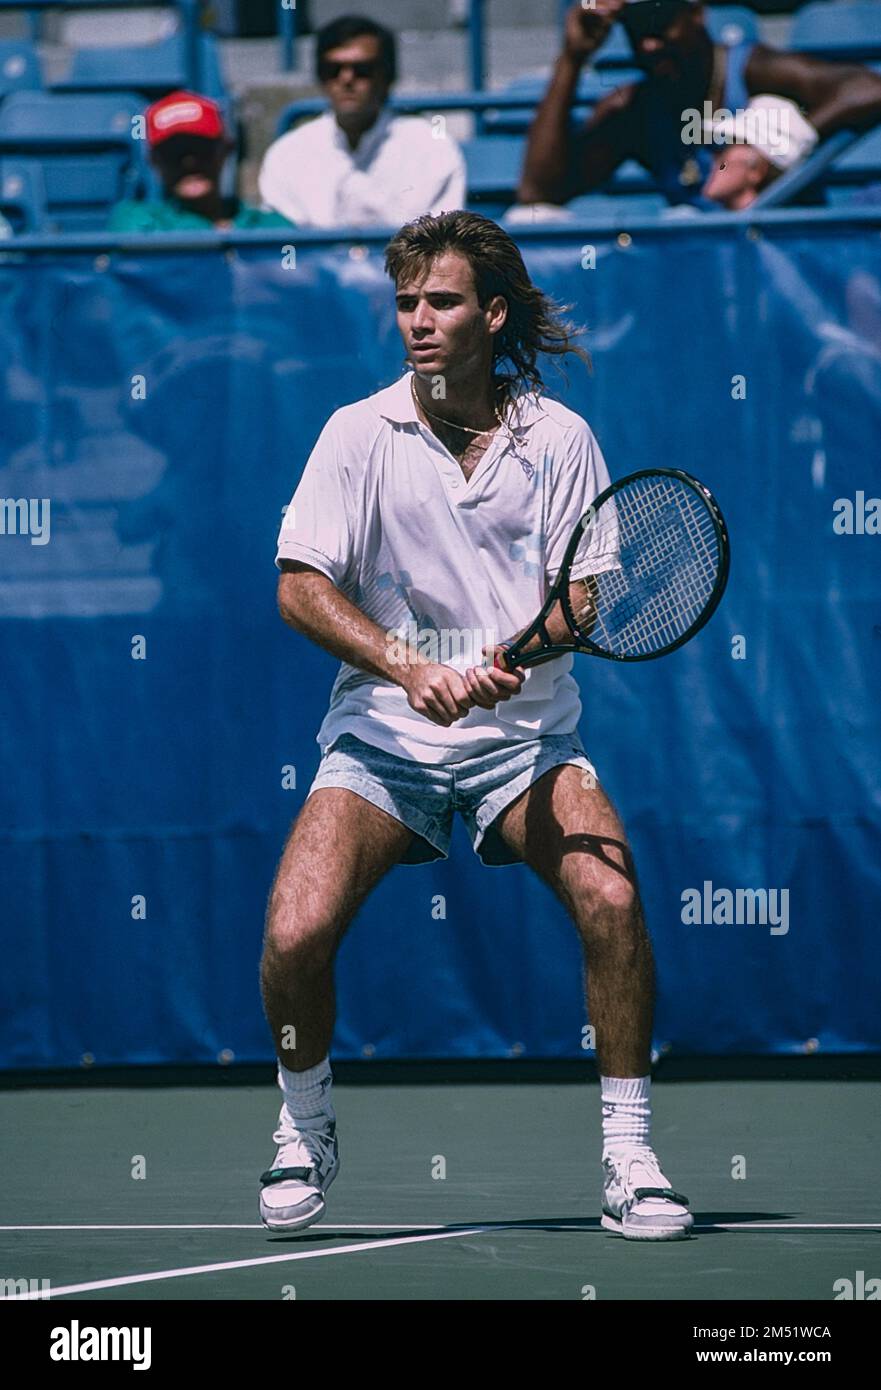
[410,374,505,437]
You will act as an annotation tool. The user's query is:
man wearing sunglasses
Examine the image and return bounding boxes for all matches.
[259,14,466,229]
[518,0,881,211]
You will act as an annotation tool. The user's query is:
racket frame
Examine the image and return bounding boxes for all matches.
[495,467,730,670]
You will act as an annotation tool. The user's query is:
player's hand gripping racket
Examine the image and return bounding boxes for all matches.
[491,468,730,671]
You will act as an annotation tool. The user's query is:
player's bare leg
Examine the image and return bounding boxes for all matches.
[258,788,414,1230]
[494,764,653,1075]
[494,764,693,1240]
[261,788,415,1069]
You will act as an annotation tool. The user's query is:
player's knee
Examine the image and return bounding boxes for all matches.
[263,908,338,976]
[574,870,637,937]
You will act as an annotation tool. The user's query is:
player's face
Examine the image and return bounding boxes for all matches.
[395,251,506,383]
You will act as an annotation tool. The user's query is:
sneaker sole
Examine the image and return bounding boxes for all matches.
[601,1211,693,1241]
[260,1163,338,1233]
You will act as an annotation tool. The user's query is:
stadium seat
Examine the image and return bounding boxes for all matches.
[0,159,46,233]
[51,33,236,200]
[52,31,225,101]
[606,159,657,195]
[790,2,881,63]
[463,134,524,202]
[482,70,640,134]
[0,91,147,232]
[824,125,881,186]
[0,40,42,104]
[464,134,659,217]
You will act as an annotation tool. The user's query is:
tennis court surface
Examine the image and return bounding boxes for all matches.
[2,1073,878,1301]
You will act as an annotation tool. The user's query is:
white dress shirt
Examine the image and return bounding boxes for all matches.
[275,372,616,764]
[258,108,467,229]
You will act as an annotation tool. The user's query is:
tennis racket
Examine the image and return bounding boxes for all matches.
[491,468,730,671]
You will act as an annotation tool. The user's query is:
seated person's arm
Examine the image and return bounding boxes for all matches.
[747,45,881,138]
[518,0,633,205]
[519,83,640,205]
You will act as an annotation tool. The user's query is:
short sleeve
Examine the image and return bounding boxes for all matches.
[275,416,354,585]
[544,419,616,586]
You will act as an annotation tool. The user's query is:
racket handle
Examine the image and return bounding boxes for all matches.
[492,641,517,672]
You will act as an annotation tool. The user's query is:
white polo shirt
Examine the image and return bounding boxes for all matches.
[275,372,614,764]
[258,108,467,229]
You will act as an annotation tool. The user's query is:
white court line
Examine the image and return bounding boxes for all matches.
[0,1223,437,1232]
[3,1220,879,1299]
[696,1222,881,1231]
[0,1226,504,1300]
[1,1221,880,1234]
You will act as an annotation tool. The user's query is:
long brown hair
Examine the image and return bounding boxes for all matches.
[384,210,590,407]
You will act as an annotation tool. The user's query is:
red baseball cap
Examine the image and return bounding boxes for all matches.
[145,90,225,146]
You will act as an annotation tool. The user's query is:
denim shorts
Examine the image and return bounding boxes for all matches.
[306,731,597,867]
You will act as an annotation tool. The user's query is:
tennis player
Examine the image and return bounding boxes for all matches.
[261,210,692,1241]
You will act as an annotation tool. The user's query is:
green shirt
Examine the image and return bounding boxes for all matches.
[109,197,294,232]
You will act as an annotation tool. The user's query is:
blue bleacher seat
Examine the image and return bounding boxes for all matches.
[465,134,658,214]
[0,159,46,232]
[52,31,225,101]
[791,2,881,63]
[51,32,236,200]
[0,91,147,232]
[0,40,42,103]
[607,159,656,195]
[826,125,881,183]
[464,134,524,200]
[482,70,641,134]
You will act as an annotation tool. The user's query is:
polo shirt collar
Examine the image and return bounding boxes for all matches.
[331,105,393,159]
[377,371,548,432]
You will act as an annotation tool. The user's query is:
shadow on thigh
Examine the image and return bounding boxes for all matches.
[494,764,638,912]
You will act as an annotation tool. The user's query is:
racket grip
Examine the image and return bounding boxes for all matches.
[492,641,517,672]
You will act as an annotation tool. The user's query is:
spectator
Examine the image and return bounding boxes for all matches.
[703,95,820,210]
[110,91,293,232]
[259,14,466,228]
[518,0,881,212]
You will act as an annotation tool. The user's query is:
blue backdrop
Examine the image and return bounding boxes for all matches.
[1,216,879,1067]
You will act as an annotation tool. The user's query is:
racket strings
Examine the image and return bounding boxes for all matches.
[572,476,722,658]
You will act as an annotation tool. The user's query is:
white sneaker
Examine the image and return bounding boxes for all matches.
[601,1147,693,1241]
[259,1104,339,1233]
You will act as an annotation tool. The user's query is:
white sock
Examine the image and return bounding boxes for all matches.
[277,1056,334,1122]
[601,1074,651,1158]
